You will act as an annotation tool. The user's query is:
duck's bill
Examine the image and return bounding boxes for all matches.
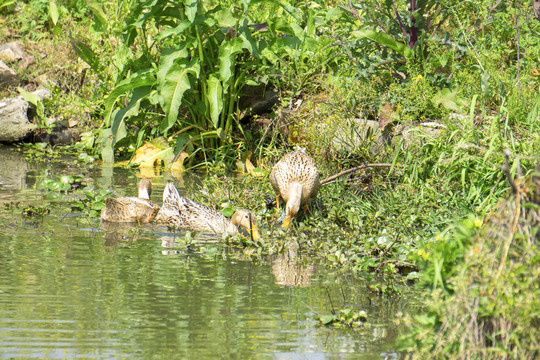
[281,216,293,228]
[249,224,261,241]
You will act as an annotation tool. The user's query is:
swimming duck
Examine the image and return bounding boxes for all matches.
[155,182,260,240]
[269,149,320,228]
[100,178,160,223]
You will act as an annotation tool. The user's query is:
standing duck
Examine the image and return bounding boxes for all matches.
[269,149,320,227]
[100,178,160,223]
[155,183,260,240]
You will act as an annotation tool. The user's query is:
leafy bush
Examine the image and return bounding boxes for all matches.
[403,167,540,359]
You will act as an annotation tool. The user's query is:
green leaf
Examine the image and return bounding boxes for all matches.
[431,88,468,113]
[352,29,413,59]
[154,20,191,42]
[103,70,157,126]
[17,87,40,106]
[219,38,243,84]
[321,315,335,325]
[222,207,234,217]
[49,1,59,26]
[110,86,148,145]
[206,75,223,128]
[157,49,200,131]
[70,38,101,74]
[184,0,198,22]
[85,0,108,32]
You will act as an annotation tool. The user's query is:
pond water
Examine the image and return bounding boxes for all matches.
[0,145,415,359]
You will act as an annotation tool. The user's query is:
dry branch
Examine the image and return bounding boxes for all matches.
[320,163,393,186]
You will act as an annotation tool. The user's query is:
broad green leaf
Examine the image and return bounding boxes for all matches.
[206,75,223,128]
[110,86,146,146]
[70,38,101,73]
[219,38,243,84]
[260,47,279,64]
[49,1,59,26]
[103,70,157,126]
[157,48,200,131]
[352,29,413,59]
[17,87,41,106]
[212,6,236,27]
[237,23,260,57]
[109,109,128,146]
[85,0,107,31]
[184,0,198,22]
[0,0,15,10]
[154,20,191,42]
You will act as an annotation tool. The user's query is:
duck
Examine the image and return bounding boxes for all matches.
[155,182,260,240]
[100,178,160,223]
[269,149,320,228]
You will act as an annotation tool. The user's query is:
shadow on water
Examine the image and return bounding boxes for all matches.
[0,145,419,359]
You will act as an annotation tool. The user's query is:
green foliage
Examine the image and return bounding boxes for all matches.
[96,0,267,162]
[403,172,540,359]
[319,308,368,328]
[21,204,51,217]
[71,186,111,216]
[18,87,47,128]
[41,174,85,192]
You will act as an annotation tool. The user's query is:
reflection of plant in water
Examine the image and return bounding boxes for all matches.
[21,205,51,217]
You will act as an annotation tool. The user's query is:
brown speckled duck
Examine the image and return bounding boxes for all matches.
[155,183,260,240]
[100,178,160,223]
[269,149,320,227]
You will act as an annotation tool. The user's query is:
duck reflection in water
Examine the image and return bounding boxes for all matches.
[272,243,314,287]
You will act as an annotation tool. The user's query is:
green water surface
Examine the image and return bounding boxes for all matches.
[0,146,412,359]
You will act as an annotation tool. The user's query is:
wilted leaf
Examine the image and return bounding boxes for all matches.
[169,152,189,172]
[379,103,398,129]
[131,138,174,168]
[246,158,264,177]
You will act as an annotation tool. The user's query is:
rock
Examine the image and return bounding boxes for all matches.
[32,126,80,145]
[29,88,52,101]
[19,55,35,69]
[330,118,386,154]
[0,42,25,62]
[0,97,37,142]
[534,0,540,20]
[393,121,446,148]
[0,60,20,87]
[239,85,279,123]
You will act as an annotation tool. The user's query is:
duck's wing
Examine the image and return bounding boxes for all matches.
[176,196,228,233]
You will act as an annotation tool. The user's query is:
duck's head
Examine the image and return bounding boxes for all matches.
[231,209,260,241]
[282,182,303,228]
[138,178,153,199]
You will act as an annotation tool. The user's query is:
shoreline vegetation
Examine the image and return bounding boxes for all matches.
[1,0,539,358]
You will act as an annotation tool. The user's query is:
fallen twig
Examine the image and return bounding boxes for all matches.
[320,163,393,186]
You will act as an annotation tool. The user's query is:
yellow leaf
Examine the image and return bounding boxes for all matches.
[169,152,189,172]
[131,140,174,168]
[246,158,264,177]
